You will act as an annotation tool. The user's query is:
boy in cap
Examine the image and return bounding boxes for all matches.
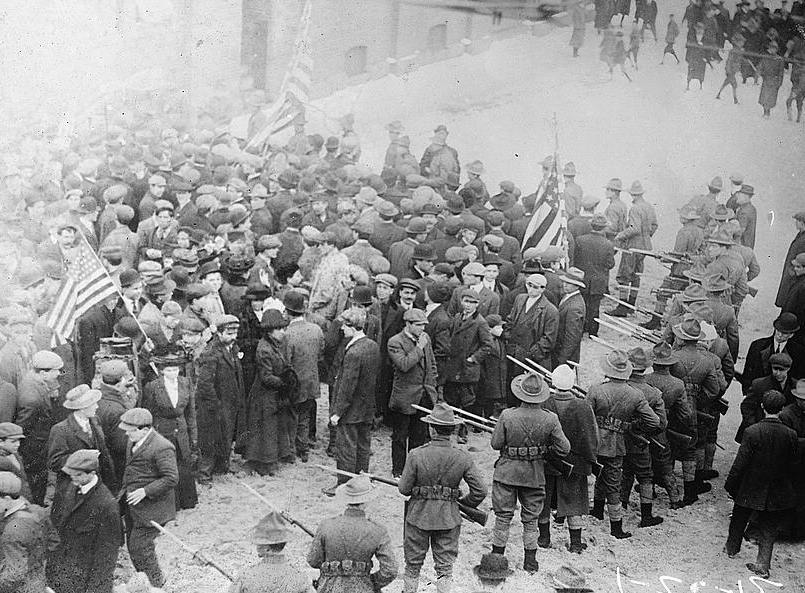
[478,314,507,420]
[308,475,397,592]
[231,511,313,593]
[0,422,30,500]
[490,374,569,571]
[47,449,123,593]
[399,403,486,592]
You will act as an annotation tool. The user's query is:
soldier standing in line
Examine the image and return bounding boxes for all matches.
[588,351,660,538]
[490,373,569,572]
[398,403,486,592]
[308,475,398,592]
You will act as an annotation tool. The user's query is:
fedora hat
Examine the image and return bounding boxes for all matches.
[335,475,377,505]
[63,385,102,410]
[421,402,464,425]
[599,350,633,380]
[510,373,550,403]
[672,316,706,341]
[679,207,701,221]
[412,244,436,261]
[651,342,678,366]
[251,511,293,545]
[712,204,734,221]
[773,312,800,333]
[473,553,514,581]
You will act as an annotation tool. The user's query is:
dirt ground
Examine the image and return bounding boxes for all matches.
[135,2,805,590]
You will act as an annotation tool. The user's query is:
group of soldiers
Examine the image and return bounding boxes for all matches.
[0,99,801,592]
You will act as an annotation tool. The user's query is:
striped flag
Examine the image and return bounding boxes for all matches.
[521,157,567,256]
[46,241,118,346]
[245,0,313,150]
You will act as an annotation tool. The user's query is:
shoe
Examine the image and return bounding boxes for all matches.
[696,480,712,494]
[638,503,664,527]
[523,549,539,573]
[322,484,338,497]
[567,529,587,553]
[682,481,699,506]
[609,305,630,317]
[746,563,769,578]
[723,545,739,559]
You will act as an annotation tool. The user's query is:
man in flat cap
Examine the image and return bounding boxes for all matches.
[16,350,64,504]
[96,359,136,487]
[230,511,313,593]
[118,408,178,587]
[47,449,123,593]
[0,423,30,500]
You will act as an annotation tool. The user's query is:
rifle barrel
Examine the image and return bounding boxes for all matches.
[444,404,495,426]
[526,358,587,396]
[149,521,235,582]
[238,481,315,537]
[411,404,494,433]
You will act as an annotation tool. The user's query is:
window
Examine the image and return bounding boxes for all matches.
[345,45,367,76]
[427,23,447,53]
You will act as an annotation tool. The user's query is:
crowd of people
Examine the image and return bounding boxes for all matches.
[0,27,802,593]
[585,0,805,119]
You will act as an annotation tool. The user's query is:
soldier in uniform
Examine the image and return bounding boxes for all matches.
[229,511,314,593]
[645,343,696,509]
[611,181,658,316]
[620,348,667,527]
[603,178,628,242]
[669,317,725,504]
[538,365,599,553]
[398,403,486,592]
[703,230,749,315]
[703,274,740,360]
[307,475,398,593]
[490,373,569,572]
[573,214,616,336]
[588,350,660,538]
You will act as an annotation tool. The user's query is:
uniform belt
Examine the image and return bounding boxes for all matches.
[596,416,629,434]
[410,485,461,501]
[502,445,546,460]
[320,560,371,576]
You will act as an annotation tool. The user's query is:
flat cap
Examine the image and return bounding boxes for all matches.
[0,472,21,495]
[32,350,64,370]
[445,246,467,263]
[103,184,128,203]
[375,273,398,289]
[99,359,129,382]
[0,423,24,439]
[482,234,504,248]
[215,313,241,328]
[398,278,421,292]
[460,288,480,302]
[403,308,428,323]
[186,283,212,301]
[119,408,153,428]
[62,449,100,475]
[63,385,102,410]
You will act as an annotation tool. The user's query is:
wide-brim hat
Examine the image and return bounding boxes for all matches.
[473,553,514,581]
[63,385,102,410]
[251,511,293,545]
[335,475,377,504]
[511,373,550,403]
[421,402,464,425]
[706,230,735,246]
[605,178,623,192]
[672,317,706,341]
[559,267,586,288]
[599,350,633,380]
[651,342,678,366]
[773,312,800,333]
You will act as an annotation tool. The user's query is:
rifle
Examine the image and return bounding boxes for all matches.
[150,521,235,581]
[628,248,688,265]
[600,314,663,343]
[595,317,660,345]
[603,294,663,320]
[313,465,489,526]
[238,481,315,537]
[526,357,588,396]
[508,354,585,397]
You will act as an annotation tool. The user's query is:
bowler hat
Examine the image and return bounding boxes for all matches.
[351,286,374,306]
[283,290,306,314]
[0,423,24,440]
[774,312,801,333]
[651,342,678,366]
[599,350,633,380]
[261,309,288,330]
[510,373,550,403]
[335,475,377,504]
[421,402,464,425]
[119,408,153,428]
[473,553,514,581]
[251,511,293,545]
[62,449,100,476]
[63,385,102,410]
[412,244,436,261]
[406,217,427,234]
[672,316,706,341]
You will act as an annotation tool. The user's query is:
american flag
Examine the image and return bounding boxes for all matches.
[521,156,567,256]
[245,0,313,150]
[46,241,118,346]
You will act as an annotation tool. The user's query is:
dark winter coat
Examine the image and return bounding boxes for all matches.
[775,230,805,307]
[96,382,130,489]
[0,503,54,593]
[332,336,380,424]
[737,375,796,442]
[574,231,615,295]
[387,331,438,415]
[479,335,507,405]
[74,303,116,385]
[741,334,805,392]
[504,293,559,370]
[120,429,178,527]
[442,312,495,384]
[553,291,586,367]
[142,377,197,460]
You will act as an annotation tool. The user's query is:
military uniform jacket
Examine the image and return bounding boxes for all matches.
[585,380,660,457]
[627,376,667,435]
[604,198,628,239]
[398,436,487,529]
[490,405,570,488]
[616,199,658,250]
[307,507,397,593]
[705,252,748,299]
[670,344,725,409]
[645,370,696,438]
[706,297,740,360]
[228,553,314,593]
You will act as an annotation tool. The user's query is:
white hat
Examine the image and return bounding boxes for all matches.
[551,364,576,391]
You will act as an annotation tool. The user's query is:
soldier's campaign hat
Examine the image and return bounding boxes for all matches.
[462,262,486,277]
[738,184,754,196]
[679,207,701,220]
[652,342,679,366]
[708,176,723,191]
[375,273,398,289]
[605,178,623,192]
[32,350,64,371]
[551,365,576,391]
[685,300,714,323]
[672,316,706,341]
[627,347,653,372]
[406,217,428,234]
[420,402,463,426]
[466,160,485,176]
[251,511,293,545]
[473,553,514,582]
[712,205,734,221]
[282,290,306,314]
[62,449,100,476]
[63,385,102,410]
[335,475,377,504]
[729,172,744,185]
[681,284,708,302]
[0,472,22,496]
[119,408,153,429]
[99,359,129,382]
[590,214,609,230]
[704,273,730,292]
[261,309,288,330]
[0,423,24,440]
[628,180,645,195]
[558,267,586,288]
[706,230,735,246]
[769,352,793,369]
[511,372,550,403]
[398,278,421,293]
[375,199,400,218]
[563,162,577,177]
[792,379,805,400]
[599,350,633,380]
[412,244,436,261]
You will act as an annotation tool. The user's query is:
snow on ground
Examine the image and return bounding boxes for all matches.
[152,3,805,591]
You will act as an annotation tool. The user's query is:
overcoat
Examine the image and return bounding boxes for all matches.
[119,429,178,527]
[442,312,494,384]
[553,291,585,367]
[387,331,438,415]
[332,336,380,424]
[504,293,559,370]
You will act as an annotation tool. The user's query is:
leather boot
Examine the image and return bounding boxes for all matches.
[523,548,539,573]
[640,316,661,330]
[491,545,505,555]
[700,443,719,479]
[567,528,588,553]
[610,520,632,539]
[682,481,699,506]
[591,499,605,520]
[638,503,664,527]
[694,475,713,494]
[537,522,551,548]
[435,576,452,593]
[609,304,630,317]
[403,575,419,593]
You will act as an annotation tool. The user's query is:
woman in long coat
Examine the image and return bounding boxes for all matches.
[142,354,198,510]
[242,309,294,476]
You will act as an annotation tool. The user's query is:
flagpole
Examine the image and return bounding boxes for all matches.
[552,112,569,271]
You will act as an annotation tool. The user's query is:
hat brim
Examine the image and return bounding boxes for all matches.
[251,528,293,545]
[559,276,586,288]
[420,414,463,426]
[792,389,805,400]
[62,465,95,476]
[599,356,633,380]
[652,355,679,366]
[510,375,550,403]
[63,391,102,410]
[472,566,514,580]
[334,484,377,504]
[672,325,706,341]
[773,320,800,333]
[0,434,25,440]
